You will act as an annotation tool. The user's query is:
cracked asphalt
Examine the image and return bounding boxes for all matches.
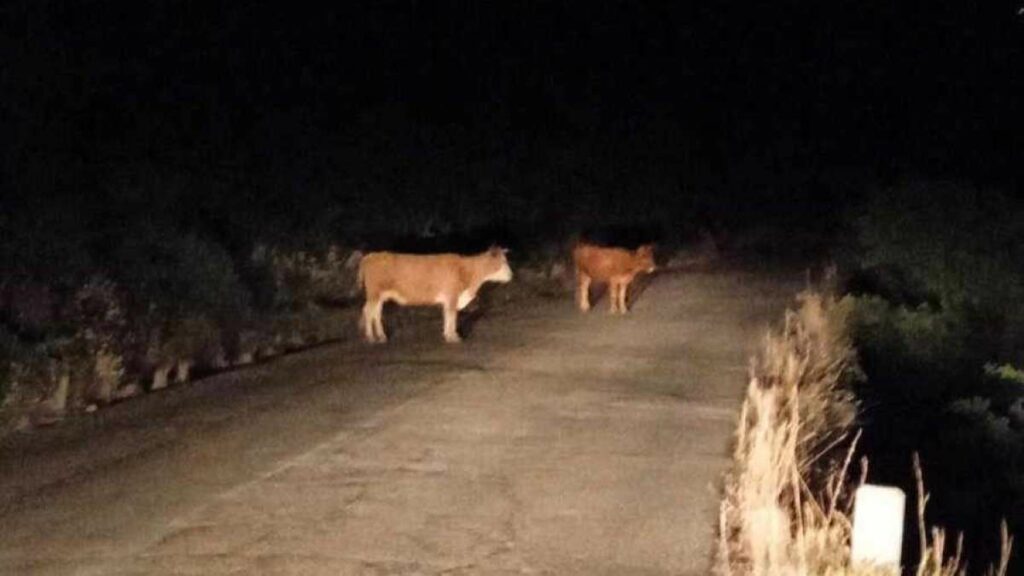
[0,269,800,575]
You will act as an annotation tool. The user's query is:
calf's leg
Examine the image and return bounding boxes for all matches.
[608,281,621,314]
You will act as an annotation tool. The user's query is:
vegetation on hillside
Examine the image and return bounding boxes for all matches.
[717,287,1014,575]
[841,183,1024,570]
[0,216,363,428]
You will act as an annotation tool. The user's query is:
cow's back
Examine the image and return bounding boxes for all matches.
[361,252,465,304]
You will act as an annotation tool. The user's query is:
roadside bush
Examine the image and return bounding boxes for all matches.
[717,290,1014,575]
[111,228,250,325]
[847,296,979,403]
[718,290,860,575]
[165,315,222,372]
[0,327,19,402]
[107,229,252,380]
[852,182,1024,364]
[841,182,1024,572]
[0,335,66,424]
[250,244,360,310]
[63,276,130,404]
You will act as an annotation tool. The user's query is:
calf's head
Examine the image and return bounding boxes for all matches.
[634,245,656,273]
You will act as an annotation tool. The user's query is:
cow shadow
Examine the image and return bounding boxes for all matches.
[456,284,509,340]
[456,305,488,340]
[627,272,657,309]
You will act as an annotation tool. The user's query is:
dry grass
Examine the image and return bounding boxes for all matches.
[910,454,1014,576]
[717,289,1013,576]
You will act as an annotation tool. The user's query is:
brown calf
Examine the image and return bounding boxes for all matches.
[572,242,656,314]
[358,247,513,343]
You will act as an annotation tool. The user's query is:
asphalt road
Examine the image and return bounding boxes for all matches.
[0,269,800,575]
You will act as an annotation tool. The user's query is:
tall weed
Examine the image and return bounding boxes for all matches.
[718,290,1013,575]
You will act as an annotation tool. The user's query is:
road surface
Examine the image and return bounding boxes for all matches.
[0,269,800,575]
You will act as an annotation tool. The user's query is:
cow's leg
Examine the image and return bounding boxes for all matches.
[577,272,592,312]
[373,300,388,343]
[442,300,462,343]
[363,298,387,343]
[609,281,622,314]
[361,299,376,342]
[618,281,630,313]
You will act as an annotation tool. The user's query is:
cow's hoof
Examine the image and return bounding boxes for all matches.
[444,335,462,344]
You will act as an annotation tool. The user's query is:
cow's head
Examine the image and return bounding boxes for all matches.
[634,244,656,273]
[483,246,514,283]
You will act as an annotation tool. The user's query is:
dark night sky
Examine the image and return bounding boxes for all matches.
[4,1,1024,232]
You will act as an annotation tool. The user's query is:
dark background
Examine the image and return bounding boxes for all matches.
[4,2,1022,253]
[3,4,1024,571]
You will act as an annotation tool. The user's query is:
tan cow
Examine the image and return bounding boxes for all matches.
[572,242,656,314]
[358,247,513,343]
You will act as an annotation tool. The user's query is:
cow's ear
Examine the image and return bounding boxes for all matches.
[489,245,509,255]
[637,244,655,254]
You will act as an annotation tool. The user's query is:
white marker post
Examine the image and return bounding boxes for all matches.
[851,484,906,572]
